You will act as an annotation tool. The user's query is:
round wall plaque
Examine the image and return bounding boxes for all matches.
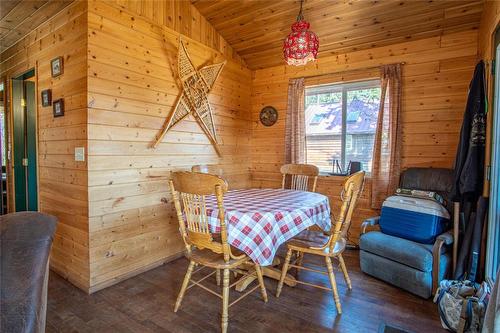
[259,106,278,126]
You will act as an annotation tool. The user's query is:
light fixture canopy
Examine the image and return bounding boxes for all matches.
[283,0,319,66]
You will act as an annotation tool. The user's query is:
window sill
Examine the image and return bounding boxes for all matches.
[318,172,371,179]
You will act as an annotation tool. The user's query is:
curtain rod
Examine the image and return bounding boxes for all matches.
[298,62,406,81]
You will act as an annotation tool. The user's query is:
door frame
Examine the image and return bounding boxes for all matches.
[486,29,500,280]
[0,77,7,214]
[9,68,40,212]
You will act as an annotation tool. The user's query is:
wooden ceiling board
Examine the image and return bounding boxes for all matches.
[192,0,484,69]
[0,0,22,20]
[0,0,72,53]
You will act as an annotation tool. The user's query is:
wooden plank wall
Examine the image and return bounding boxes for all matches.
[478,1,500,59]
[0,1,90,290]
[86,0,252,291]
[106,0,245,66]
[250,29,479,241]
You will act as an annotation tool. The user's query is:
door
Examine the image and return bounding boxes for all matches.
[487,30,500,280]
[11,70,37,212]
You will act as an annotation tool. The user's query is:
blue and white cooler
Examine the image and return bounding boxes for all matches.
[379,196,450,244]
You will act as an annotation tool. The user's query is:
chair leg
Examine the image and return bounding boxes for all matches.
[174,260,195,312]
[216,269,221,286]
[295,252,304,279]
[338,254,352,290]
[254,264,268,303]
[276,248,293,298]
[325,256,342,314]
[221,268,230,333]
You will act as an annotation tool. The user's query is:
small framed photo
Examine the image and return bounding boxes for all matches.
[53,99,64,117]
[51,56,63,77]
[41,89,52,107]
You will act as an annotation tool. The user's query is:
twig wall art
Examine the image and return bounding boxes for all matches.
[152,39,226,156]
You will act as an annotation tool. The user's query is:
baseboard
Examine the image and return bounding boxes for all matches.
[88,251,185,294]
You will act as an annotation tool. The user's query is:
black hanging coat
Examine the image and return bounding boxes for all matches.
[451,61,487,282]
[451,61,487,202]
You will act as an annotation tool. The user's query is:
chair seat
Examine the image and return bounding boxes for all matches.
[287,229,346,256]
[187,248,249,269]
[359,231,443,272]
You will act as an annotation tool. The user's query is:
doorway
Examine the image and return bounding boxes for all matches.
[11,69,38,212]
[487,29,500,280]
[0,80,6,215]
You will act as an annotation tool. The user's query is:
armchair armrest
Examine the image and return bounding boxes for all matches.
[361,216,380,235]
[431,230,454,295]
[436,230,454,245]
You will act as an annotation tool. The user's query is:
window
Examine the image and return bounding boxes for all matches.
[305,80,381,174]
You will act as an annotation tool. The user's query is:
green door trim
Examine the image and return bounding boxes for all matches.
[25,81,38,211]
[12,78,26,211]
[12,69,38,212]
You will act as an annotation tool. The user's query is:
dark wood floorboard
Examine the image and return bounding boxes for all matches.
[46,250,446,333]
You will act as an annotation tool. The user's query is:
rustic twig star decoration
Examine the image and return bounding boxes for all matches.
[152,39,226,156]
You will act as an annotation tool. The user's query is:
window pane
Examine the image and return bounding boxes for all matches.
[305,89,343,173]
[345,87,381,172]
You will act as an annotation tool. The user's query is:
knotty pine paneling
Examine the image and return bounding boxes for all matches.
[478,0,500,197]
[250,29,479,242]
[106,0,246,67]
[86,0,252,291]
[0,1,89,290]
[193,0,483,69]
[0,0,73,53]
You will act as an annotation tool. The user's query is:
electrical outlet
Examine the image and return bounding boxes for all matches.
[75,147,85,162]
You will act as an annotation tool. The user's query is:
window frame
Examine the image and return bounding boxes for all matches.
[305,79,381,174]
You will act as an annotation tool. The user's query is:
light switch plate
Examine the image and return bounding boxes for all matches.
[75,147,85,162]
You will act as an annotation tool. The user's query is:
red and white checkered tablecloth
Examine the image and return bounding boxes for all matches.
[204,188,331,266]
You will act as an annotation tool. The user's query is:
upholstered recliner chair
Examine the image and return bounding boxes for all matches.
[359,168,454,299]
[1,212,58,333]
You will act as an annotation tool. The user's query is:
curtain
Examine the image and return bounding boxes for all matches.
[284,78,306,164]
[371,64,402,209]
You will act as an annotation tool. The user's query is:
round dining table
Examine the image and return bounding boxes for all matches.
[204,188,331,267]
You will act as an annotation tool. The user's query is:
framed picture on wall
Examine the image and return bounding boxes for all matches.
[41,89,52,107]
[53,99,64,117]
[51,56,63,77]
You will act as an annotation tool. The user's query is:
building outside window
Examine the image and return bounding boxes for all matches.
[305,79,381,174]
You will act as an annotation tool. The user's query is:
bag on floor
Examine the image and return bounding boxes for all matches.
[434,279,490,333]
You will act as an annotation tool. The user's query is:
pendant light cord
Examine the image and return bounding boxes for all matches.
[297,0,304,21]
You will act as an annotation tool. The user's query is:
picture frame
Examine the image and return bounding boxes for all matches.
[51,56,63,77]
[41,89,52,107]
[53,99,64,117]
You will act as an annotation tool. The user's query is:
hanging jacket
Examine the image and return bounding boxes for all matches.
[451,61,487,202]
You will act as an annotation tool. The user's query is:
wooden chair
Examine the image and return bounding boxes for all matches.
[280,163,319,192]
[276,171,365,314]
[191,164,225,285]
[169,171,268,333]
[191,164,224,177]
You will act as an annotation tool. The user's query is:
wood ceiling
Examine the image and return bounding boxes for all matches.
[0,0,72,53]
[192,0,484,69]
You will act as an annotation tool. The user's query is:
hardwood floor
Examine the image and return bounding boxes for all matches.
[46,250,445,332]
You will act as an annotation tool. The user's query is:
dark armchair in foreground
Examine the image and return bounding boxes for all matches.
[359,168,454,299]
[1,212,58,333]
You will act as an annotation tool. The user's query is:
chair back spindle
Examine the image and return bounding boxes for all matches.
[170,171,241,262]
[328,171,365,252]
[280,164,319,192]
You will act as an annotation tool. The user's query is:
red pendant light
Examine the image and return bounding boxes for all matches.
[283,0,319,66]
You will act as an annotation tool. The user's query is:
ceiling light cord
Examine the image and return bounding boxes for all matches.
[297,0,304,21]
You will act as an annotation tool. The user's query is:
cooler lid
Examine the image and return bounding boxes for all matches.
[382,195,450,219]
